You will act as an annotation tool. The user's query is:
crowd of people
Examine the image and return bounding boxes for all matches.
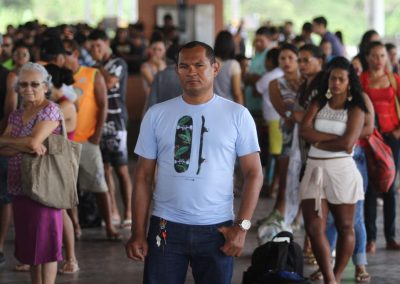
[0,13,399,284]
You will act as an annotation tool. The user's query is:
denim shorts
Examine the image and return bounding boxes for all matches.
[143,216,234,284]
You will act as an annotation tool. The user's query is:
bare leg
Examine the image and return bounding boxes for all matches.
[104,163,120,222]
[67,207,81,239]
[302,199,337,284]
[95,192,119,238]
[60,210,79,273]
[274,156,289,215]
[30,265,42,284]
[0,203,12,252]
[115,165,133,221]
[41,261,58,284]
[330,203,356,283]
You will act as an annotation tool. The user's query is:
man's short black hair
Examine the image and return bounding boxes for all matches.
[302,22,313,33]
[313,16,328,27]
[299,44,324,59]
[88,29,108,41]
[255,26,271,37]
[177,41,216,65]
[386,43,396,51]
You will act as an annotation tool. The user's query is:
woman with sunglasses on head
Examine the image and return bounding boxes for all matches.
[0,62,63,284]
[360,41,400,253]
[292,44,324,266]
[300,57,369,284]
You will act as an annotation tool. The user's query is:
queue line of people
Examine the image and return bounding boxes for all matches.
[1,14,400,284]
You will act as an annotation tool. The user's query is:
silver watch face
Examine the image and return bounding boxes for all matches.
[240,220,251,230]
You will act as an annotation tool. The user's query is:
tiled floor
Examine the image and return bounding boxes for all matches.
[1,186,400,283]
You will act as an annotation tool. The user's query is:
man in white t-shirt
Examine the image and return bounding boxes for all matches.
[126,41,263,284]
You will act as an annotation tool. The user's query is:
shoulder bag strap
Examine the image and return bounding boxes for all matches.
[59,112,68,139]
[388,73,400,120]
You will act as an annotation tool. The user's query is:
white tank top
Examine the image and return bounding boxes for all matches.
[308,103,353,158]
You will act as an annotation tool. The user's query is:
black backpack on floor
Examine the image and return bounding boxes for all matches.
[243,231,310,284]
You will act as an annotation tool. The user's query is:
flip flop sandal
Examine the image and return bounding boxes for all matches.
[304,252,318,265]
[121,219,132,229]
[309,269,323,281]
[15,263,30,272]
[355,271,371,283]
[59,260,80,274]
[107,232,123,242]
[74,228,82,240]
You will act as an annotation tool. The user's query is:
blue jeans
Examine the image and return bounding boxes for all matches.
[326,145,368,265]
[143,216,234,284]
[365,133,400,242]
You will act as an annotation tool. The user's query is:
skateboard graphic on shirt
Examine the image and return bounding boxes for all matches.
[174,116,193,173]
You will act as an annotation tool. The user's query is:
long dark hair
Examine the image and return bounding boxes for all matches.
[314,56,368,113]
[358,29,379,70]
[214,30,235,61]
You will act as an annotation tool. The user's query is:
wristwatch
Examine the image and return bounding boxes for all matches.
[235,219,252,231]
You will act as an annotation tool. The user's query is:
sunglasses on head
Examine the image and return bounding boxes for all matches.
[297,57,315,64]
[18,81,43,89]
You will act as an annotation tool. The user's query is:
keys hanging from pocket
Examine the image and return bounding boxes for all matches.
[156,218,168,248]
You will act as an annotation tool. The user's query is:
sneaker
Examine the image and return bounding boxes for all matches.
[257,209,284,226]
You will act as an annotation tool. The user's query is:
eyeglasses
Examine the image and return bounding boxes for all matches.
[297,57,315,64]
[18,81,43,89]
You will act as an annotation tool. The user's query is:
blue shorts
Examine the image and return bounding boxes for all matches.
[144,216,234,284]
[0,157,11,204]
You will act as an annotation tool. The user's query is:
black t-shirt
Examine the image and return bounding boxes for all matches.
[100,56,128,135]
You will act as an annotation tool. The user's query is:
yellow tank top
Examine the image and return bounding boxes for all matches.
[73,66,98,143]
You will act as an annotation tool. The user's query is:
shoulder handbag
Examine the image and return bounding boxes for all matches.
[21,116,82,209]
[364,128,396,193]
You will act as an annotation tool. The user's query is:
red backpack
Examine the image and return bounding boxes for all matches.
[364,129,396,193]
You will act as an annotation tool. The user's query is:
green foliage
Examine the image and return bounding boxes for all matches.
[0,0,31,8]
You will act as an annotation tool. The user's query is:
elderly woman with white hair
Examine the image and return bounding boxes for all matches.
[0,62,63,284]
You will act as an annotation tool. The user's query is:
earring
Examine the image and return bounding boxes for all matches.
[347,86,352,101]
[325,89,333,99]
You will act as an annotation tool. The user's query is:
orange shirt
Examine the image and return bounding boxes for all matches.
[73,66,98,143]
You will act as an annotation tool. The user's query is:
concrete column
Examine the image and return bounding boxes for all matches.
[231,0,240,25]
[117,0,124,21]
[84,0,92,24]
[367,0,385,36]
[106,0,115,17]
[131,0,138,23]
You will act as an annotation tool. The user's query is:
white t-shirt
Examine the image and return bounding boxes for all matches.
[135,95,260,225]
[256,67,284,121]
